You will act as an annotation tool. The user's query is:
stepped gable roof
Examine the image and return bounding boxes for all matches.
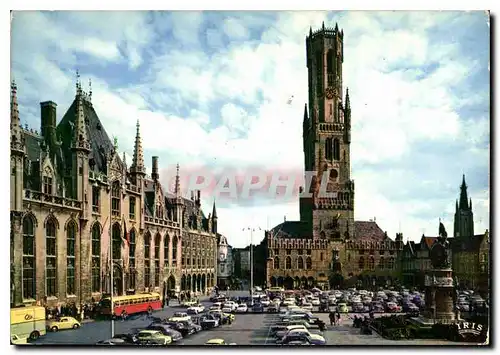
[354,221,386,241]
[419,236,438,249]
[57,98,123,174]
[270,221,310,239]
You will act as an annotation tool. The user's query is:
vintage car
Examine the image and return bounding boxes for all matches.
[168,312,191,322]
[236,304,248,313]
[146,323,183,342]
[205,338,237,346]
[136,330,172,345]
[187,304,205,315]
[46,316,81,332]
[181,300,197,307]
[198,314,220,329]
[337,303,349,313]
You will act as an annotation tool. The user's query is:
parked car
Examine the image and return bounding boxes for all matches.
[46,317,81,332]
[260,297,270,307]
[198,314,220,329]
[268,304,279,313]
[169,312,191,322]
[136,330,171,346]
[386,302,401,313]
[164,321,196,337]
[301,303,313,312]
[205,338,237,346]
[146,323,183,342]
[181,300,197,307]
[252,303,264,313]
[278,330,326,345]
[236,304,248,313]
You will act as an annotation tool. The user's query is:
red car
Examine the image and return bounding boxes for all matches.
[385,302,401,313]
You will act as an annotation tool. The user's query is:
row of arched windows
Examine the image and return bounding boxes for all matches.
[325,138,341,161]
[273,256,312,270]
[20,214,180,300]
[358,256,396,270]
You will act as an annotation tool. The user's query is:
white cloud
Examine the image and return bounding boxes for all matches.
[11,11,490,248]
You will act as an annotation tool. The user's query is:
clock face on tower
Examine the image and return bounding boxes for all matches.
[325,87,336,99]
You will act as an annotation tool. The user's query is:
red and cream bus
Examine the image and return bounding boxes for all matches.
[97,292,162,317]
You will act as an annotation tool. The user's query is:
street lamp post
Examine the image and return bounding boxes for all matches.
[243,226,261,306]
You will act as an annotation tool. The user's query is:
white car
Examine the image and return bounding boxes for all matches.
[310,298,320,306]
[182,300,197,307]
[224,301,238,311]
[283,298,296,307]
[301,303,313,312]
[222,306,233,313]
[187,304,205,314]
[236,304,248,313]
[212,302,222,309]
[260,298,270,307]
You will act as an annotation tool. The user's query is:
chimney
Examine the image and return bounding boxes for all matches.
[284,215,286,222]
[196,190,201,206]
[152,156,159,181]
[40,101,57,149]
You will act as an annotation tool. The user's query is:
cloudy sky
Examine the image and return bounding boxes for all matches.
[11,11,490,248]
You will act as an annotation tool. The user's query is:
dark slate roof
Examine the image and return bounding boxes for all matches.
[56,97,122,174]
[23,131,43,161]
[353,221,386,241]
[270,221,311,238]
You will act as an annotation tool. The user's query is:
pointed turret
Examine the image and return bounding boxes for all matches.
[212,200,218,234]
[456,200,459,212]
[345,88,351,112]
[335,22,339,32]
[459,174,469,210]
[72,85,90,152]
[322,21,325,30]
[10,79,26,212]
[130,120,145,176]
[175,163,181,197]
[309,26,313,36]
[10,80,23,152]
[469,197,472,210]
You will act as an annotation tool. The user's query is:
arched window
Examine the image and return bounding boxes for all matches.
[172,236,178,265]
[388,257,395,270]
[91,223,101,293]
[164,235,170,267]
[325,138,333,160]
[144,233,151,288]
[298,256,304,269]
[333,138,340,161]
[358,256,364,270]
[111,181,121,216]
[129,229,136,290]
[22,216,36,300]
[112,223,121,260]
[369,256,375,270]
[43,167,53,195]
[45,219,57,297]
[379,257,385,269]
[274,257,280,269]
[285,256,292,269]
[154,234,161,287]
[306,257,312,270]
[66,221,77,295]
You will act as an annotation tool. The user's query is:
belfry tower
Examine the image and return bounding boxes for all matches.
[300,22,355,242]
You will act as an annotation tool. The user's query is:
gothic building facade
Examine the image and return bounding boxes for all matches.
[264,23,403,291]
[10,79,218,307]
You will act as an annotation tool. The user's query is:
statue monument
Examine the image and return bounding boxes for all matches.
[411,221,456,326]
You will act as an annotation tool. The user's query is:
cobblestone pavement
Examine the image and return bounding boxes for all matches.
[30,293,473,346]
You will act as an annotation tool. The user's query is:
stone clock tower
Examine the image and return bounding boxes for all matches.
[300,22,355,244]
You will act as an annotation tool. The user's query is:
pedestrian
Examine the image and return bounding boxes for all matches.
[166,297,170,307]
[336,311,341,326]
[329,311,335,326]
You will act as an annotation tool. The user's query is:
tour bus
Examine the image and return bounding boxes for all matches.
[97,292,162,317]
[10,306,46,341]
